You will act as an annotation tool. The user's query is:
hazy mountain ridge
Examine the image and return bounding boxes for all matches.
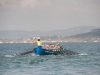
[69,29,100,38]
[0,26,99,39]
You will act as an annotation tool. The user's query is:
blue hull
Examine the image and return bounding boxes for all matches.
[33,46,78,55]
[33,47,62,55]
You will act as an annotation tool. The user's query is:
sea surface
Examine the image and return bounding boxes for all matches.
[0,42,100,75]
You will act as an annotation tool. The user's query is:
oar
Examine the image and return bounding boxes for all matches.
[15,50,33,56]
[15,44,35,56]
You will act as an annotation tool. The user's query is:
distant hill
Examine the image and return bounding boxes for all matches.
[49,26,99,36]
[69,29,100,38]
[0,26,99,39]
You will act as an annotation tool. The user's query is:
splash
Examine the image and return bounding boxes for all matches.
[5,54,15,57]
[79,53,88,56]
[31,53,36,56]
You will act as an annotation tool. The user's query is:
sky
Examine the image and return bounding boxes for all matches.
[0,0,100,31]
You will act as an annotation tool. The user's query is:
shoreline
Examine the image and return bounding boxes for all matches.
[0,41,100,44]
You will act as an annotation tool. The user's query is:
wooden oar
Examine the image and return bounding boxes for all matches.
[15,50,33,56]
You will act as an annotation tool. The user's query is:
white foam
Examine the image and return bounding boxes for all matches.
[79,53,88,56]
[31,53,37,56]
[5,54,15,57]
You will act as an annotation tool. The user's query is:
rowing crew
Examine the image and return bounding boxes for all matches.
[42,43,61,50]
[33,39,61,50]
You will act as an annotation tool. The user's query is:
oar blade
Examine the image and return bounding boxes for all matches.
[16,50,33,56]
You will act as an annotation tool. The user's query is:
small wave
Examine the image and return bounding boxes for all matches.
[79,53,88,56]
[31,53,40,57]
[31,53,36,56]
[5,54,15,57]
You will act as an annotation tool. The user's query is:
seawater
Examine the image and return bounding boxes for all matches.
[0,42,100,75]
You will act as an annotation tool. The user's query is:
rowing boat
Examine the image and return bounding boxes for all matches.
[33,46,78,55]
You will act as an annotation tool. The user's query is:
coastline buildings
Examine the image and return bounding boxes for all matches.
[0,36,100,43]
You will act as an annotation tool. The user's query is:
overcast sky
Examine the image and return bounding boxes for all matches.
[0,0,100,31]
